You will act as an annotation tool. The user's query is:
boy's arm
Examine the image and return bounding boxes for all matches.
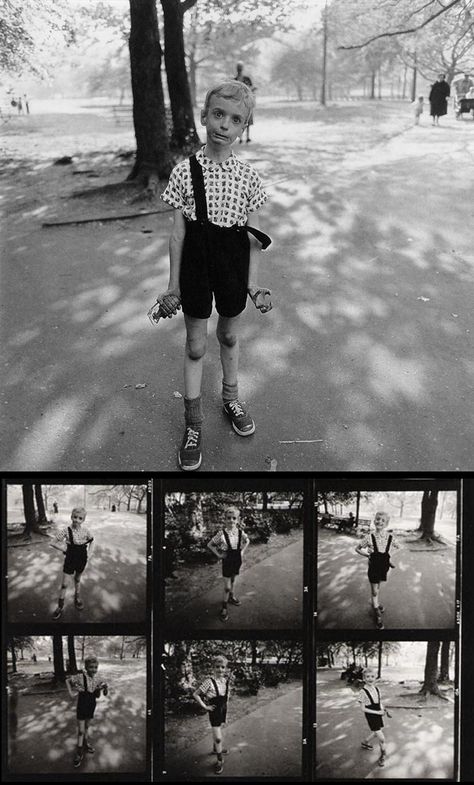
[192,689,215,712]
[355,540,370,557]
[87,536,95,559]
[156,209,185,316]
[241,532,250,555]
[207,538,223,559]
[246,212,272,314]
[50,532,66,554]
[65,675,76,698]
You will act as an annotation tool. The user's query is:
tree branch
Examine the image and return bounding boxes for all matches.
[181,0,198,13]
[338,0,463,49]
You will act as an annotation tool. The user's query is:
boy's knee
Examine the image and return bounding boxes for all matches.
[186,335,207,361]
[216,327,237,348]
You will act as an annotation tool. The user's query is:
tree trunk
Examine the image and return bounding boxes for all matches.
[67,635,78,674]
[34,485,48,527]
[355,491,360,525]
[262,492,268,512]
[419,641,445,697]
[438,641,450,683]
[120,636,126,660]
[22,484,36,538]
[161,0,200,150]
[176,641,194,690]
[10,641,17,673]
[128,0,173,187]
[369,71,376,99]
[419,491,439,542]
[377,641,383,678]
[52,635,66,683]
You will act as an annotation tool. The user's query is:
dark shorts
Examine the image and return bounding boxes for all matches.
[63,544,88,576]
[365,712,384,732]
[222,551,242,578]
[77,692,97,721]
[180,219,250,319]
[368,553,390,584]
[209,703,227,727]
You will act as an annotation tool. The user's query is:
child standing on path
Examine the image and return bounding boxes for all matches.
[51,507,94,620]
[158,80,273,471]
[207,506,250,622]
[358,668,391,768]
[66,654,108,769]
[355,511,399,630]
[193,654,231,775]
[413,96,424,125]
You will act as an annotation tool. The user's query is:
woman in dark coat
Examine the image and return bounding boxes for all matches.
[429,74,450,125]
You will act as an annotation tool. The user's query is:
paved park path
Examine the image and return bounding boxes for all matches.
[8,662,146,775]
[7,511,147,623]
[317,527,456,629]
[316,669,454,779]
[167,534,303,631]
[1,101,473,471]
[165,684,302,778]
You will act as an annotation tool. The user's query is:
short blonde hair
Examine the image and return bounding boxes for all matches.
[202,80,255,123]
[84,654,98,667]
[71,506,87,519]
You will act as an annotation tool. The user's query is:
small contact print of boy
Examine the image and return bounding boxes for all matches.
[164,490,304,630]
[315,640,456,779]
[164,639,303,779]
[316,488,457,629]
[6,483,147,623]
[6,634,147,775]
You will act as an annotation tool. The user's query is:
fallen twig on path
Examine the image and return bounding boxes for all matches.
[42,208,171,228]
[279,439,324,444]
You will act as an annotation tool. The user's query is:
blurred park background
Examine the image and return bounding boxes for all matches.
[6,634,147,774]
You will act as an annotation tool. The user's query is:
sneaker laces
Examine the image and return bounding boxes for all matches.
[228,400,245,417]
[184,427,200,449]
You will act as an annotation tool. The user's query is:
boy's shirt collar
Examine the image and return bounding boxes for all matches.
[197,146,236,171]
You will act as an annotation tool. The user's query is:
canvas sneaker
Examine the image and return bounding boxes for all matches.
[178,426,202,471]
[223,400,255,436]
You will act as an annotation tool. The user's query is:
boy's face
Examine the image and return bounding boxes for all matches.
[85,661,98,676]
[364,671,376,685]
[224,508,240,529]
[201,94,247,149]
[214,659,227,676]
[71,511,85,527]
[374,512,389,530]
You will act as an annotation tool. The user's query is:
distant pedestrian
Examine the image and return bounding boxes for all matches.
[234,62,256,143]
[50,507,94,619]
[53,501,59,514]
[413,96,424,125]
[23,94,30,114]
[66,654,108,769]
[17,97,23,114]
[358,668,391,767]
[207,505,250,621]
[157,79,272,471]
[355,511,399,629]
[193,653,231,775]
[429,74,450,126]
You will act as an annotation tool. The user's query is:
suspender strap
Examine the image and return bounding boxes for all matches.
[238,529,242,549]
[210,677,219,697]
[371,534,378,553]
[225,679,229,700]
[189,155,208,222]
[245,224,272,250]
[222,529,231,550]
[68,527,74,545]
[83,672,88,692]
[385,535,392,554]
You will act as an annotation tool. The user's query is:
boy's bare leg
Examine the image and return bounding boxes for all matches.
[212,727,224,772]
[229,576,240,605]
[361,730,375,748]
[184,315,208,400]
[220,577,231,620]
[74,720,85,766]
[74,573,84,609]
[216,315,241,392]
[53,570,69,618]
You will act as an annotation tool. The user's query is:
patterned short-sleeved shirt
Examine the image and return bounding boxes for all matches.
[197,676,229,700]
[55,526,93,546]
[358,684,382,708]
[208,527,249,552]
[68,671,102,694]
[359,530,399,554]
[161,147,267,227]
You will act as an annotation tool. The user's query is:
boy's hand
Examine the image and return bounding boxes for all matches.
[248,286,272,313]
[155,290,182,318]
[385,709,392,718]
[204,703,216,712]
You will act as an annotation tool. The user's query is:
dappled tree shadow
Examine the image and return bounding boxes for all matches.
[317,529,455,629]
[7,519,146,623]
[2,106,473,470]
[8,663,146,774]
